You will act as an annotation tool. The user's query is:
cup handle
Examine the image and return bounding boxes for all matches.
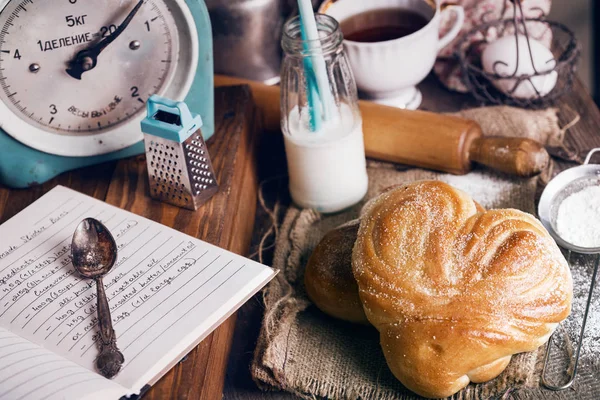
[437,5,465,51]
[584,148,600,165]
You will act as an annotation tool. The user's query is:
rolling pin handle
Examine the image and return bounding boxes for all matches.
[469,137,550,178]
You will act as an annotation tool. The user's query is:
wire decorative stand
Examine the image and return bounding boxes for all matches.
[455,0,579,109]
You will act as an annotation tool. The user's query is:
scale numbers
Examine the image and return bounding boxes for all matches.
[0,0,181,136]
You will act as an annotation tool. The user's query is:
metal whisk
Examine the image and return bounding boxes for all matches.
[538,148,600,390]
[141,95,219,211]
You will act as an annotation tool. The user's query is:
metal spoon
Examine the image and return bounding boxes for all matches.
[71,218,124,378]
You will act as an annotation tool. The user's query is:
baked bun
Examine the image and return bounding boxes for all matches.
[304,187,485,326]
[305,221,369,324]
[352,181,572,398]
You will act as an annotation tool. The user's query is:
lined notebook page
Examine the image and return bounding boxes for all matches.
[0,185,276,392]
[0,327,127,400]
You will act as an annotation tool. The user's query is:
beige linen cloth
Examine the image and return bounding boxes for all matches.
[251,106,599,399]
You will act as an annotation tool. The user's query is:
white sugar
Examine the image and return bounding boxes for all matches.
[556,186,600,248]
[560,257,600,364]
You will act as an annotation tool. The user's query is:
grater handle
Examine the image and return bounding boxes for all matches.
[147,94,196,129]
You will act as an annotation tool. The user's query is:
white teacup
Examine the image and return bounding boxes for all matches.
[320,0,464,109]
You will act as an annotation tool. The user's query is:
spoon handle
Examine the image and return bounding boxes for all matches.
[95,277,125,378]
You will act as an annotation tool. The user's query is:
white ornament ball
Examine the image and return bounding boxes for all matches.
[482,35,557,99]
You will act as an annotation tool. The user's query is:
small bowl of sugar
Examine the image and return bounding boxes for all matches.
[538,148,600,254]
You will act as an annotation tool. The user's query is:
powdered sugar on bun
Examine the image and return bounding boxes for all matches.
[352,180,572,398]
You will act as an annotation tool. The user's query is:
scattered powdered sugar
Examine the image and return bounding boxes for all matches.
[439,172,533,212]
[558,255,600,365]
[556,186,600,248]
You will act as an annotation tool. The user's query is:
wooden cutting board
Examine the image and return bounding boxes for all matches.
[0,85,261,400]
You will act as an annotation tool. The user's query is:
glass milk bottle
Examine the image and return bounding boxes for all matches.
[280,14,368,213]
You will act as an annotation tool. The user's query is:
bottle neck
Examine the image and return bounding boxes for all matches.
[281,14,343,58]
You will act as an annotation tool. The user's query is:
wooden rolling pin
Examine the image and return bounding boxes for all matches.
[215,75,549,177]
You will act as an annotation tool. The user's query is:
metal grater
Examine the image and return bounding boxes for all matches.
[141,95,218,211]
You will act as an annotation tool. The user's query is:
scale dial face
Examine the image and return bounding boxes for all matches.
[0,0,198,156]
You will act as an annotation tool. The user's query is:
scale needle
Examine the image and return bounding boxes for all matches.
[66,0,144,80]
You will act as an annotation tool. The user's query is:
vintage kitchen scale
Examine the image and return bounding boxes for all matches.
[0,0,214,188]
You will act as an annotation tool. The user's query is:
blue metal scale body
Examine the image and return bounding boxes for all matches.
[0,0,213,188]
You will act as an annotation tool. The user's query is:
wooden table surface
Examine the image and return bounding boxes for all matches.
[223,75,600,400]
[1,76,599,400]
[0,86,262,400]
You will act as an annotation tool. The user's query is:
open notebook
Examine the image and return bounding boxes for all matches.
[0,186,276,400]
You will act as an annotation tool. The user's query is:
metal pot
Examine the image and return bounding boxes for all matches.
[207,0,289,84]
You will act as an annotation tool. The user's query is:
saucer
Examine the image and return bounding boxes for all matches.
[361,87,422,110]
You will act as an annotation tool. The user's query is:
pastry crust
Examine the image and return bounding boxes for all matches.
[352,181,572,398]
[304,185,485,326]
[305,220,369,324]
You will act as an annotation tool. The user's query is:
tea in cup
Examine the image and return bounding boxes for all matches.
[320,0,464,109]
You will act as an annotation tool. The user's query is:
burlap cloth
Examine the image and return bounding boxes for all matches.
[251,106,599,399]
